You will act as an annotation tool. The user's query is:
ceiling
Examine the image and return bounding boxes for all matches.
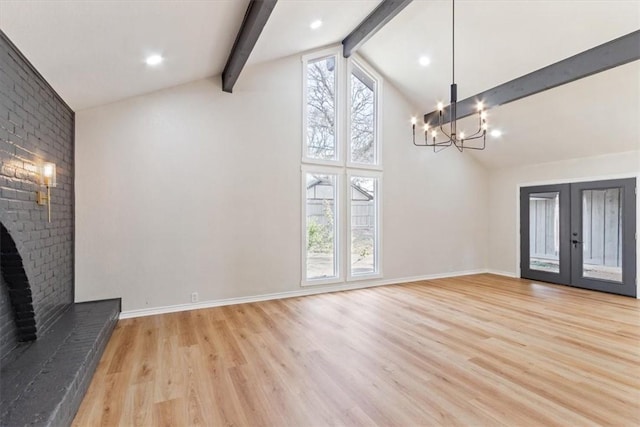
[0,0,381,110]
[0,0,638,169]
[361,0,640,111]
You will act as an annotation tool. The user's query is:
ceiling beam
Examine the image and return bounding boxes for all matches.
[222,0,277,93]
[342,0,413,58]
[423,30,640,126]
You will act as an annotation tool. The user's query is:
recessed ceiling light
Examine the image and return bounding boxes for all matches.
[310,19,323,30]
[419,56,431,67]
[490,129,502,138]
[145,54,164,66]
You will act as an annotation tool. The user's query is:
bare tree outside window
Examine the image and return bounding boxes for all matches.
[306,57,336,160]
[350,68,376,164]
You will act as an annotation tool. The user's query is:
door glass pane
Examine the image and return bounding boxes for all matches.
[306,173,337,280]
[582,188,623,282]
[529,192,560,273]
[350,176,378,275]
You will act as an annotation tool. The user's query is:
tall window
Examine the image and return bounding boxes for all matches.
[305,173,338,280]
[305,55,337,161]
[350,66,377,165]
[349,174,379,276]
[302,49,382,285]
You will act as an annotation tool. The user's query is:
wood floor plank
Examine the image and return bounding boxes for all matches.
[74,274,640,426]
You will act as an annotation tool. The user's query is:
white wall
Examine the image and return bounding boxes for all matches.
[75,53,490,313]
[488,151,640,289]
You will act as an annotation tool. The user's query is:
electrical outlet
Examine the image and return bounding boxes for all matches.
[191,292,199,303]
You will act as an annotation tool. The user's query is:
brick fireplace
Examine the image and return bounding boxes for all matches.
[1,30,120,426]
[0,29,75,360]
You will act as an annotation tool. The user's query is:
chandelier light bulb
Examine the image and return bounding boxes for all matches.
[437,102,444,111]
[477,101,483,111]
[460,131,465,140]
[431,130,437,138]
[423,124,429,132]
[481,111,488,120]
[483,123,488,131]
[411,116,417,125]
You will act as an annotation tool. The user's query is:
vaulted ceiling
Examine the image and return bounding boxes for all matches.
[1,0,638,169]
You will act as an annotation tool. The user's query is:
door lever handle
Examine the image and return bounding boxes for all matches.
[572,239,582,244]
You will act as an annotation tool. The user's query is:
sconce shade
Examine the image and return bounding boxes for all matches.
[41,162,57,187]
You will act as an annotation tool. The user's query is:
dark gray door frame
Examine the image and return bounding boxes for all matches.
[520,178,637,297]
[569,178,636,297]
[520,184,571,285]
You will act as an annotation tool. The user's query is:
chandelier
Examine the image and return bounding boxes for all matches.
[412,0,491,153]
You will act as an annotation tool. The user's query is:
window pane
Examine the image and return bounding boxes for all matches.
[350,176,377,275]
[350,67,376,164]
[582,188,623,282]
[306,56,336,160]
[306,173,337,279]
[529,192,560,273]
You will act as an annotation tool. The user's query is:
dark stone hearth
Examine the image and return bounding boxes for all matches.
[0,299,120,427]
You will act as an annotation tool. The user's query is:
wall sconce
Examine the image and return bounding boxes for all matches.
[36,162,56,223]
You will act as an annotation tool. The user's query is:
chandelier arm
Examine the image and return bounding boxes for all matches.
[435,144,449,153]
[468,128,483,138]
[413,136,432,147]
[412,125,429,147]
[438,123,453,140]
[434,140,453,147]
[423,134,453,147]
[458,135,487,151]
[463,132,486,141]
[458,144,486,151]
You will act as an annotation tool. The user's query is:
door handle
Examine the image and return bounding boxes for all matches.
[572,239,582,244]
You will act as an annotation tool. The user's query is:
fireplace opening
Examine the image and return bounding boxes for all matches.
[0,222,37,361]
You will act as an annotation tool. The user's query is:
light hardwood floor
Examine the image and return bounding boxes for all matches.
[73,274,640,426]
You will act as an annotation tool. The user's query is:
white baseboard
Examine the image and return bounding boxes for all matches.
[486,269,519,278]
[119,268,487,319]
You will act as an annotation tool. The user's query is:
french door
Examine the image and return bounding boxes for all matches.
[520,178,636,297]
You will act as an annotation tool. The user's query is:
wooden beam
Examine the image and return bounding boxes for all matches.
[423,30,640,126]
[342,0,413,58]
[222,0,277,93]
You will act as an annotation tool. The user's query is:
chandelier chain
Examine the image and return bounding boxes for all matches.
[452,0,455,83]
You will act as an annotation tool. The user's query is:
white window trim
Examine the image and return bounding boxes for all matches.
[346,55,383,171]
[301,46,344,166]
[347,170,383,281]
[301,165,344,286]
[301,46,384,287]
